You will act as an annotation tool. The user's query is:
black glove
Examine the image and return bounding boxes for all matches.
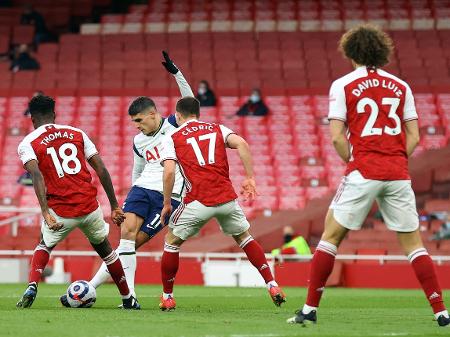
[161,51,179,74]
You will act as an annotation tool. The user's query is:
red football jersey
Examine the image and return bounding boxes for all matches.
[18,124,99,217]
[328,66,418,180]
[161,120,237,206]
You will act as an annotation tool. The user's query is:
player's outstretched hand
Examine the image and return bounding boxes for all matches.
[43,212,63,231]
[161,51,179,74]
[111,207,126,226]
[241,177,258,202]
[160,204,173,226]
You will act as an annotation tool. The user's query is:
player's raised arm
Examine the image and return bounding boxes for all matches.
[226,132,257,201]
[24,160,62,231]
[88,154,125,226]
[161,51,194,97]
[329,119,351,163]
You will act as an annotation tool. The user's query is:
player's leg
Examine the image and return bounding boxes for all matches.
[233,229,286,305]
[79,207,139,309]
[90,238,139,309]
[90,187,147,297]
[300,210,349,319]
[160,200,207,311]
[117,187,160,298]
[16,239,54,308]
[217,200,285,306]
[17,210,74,308]
[116,212,143,297]
[89,215,145,292]
[397,231,449,326]
[379,180,449,326]
[160,228,185,310]
[288,170,378,324]
[90,191,176,298]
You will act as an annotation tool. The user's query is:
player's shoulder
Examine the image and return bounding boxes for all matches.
[20,127,45,146]
[331,67,368,90]
[377,68,412,90]
[166,114,178,128]
[133,132,148,147]
[161,116,178,134]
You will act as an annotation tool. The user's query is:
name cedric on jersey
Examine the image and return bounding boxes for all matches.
[40,130,74,146]
[352,79,403,97]
[181,123,214,136]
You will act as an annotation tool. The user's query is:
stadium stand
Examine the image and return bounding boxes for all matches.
[0,0,449,259]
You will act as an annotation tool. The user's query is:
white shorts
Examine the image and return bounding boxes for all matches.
[330,170,419,232]
[170,200,250,241]
[41,206,109,247]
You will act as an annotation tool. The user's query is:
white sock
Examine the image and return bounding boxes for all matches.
[266,280,278,290]
[302,304,317,314]
[117,239,137,298]
[163,292,173,300]
[90,261,110,288]
[435,310,449,319]
[121,293,132,300]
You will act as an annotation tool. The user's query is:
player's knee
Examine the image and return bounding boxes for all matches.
[232,230,251,245]
[165,231,184,247]
[120,223,138,240]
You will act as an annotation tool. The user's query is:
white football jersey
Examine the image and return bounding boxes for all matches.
[132,115,185,198]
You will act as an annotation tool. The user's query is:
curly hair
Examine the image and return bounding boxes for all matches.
[339,24,394,68]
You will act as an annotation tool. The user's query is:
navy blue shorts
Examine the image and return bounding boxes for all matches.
[123,186,180,239]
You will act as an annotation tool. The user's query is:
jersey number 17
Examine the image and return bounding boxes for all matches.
[186,132,217,166]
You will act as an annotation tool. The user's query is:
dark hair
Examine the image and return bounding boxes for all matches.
[199,80,210,89]
[339,24,393,68]
[252,88,261,95]
[176,97,200,118]
[128,96,156,116]
[28,95,55,117]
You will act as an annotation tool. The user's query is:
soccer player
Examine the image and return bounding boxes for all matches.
[71,51,193,303]
[16,95,139,309]
[287,25,450,327]
[158,96,286,311]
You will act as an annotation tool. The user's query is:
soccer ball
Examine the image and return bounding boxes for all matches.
[66,280,96,308]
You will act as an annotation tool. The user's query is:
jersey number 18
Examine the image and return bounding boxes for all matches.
[47,143,81,178]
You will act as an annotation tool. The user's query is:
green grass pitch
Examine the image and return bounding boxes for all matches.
[1,284,449,337]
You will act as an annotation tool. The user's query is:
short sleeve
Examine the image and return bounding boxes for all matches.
[18,140,37,165]
[160,135,177,162]
[81,131,98,160]
[328,80,347,122]
[219,125,235,143]
[403,85,418,121]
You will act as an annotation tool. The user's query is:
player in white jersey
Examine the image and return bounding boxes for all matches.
[59,52,193,308]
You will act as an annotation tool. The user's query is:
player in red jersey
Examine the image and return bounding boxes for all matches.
[158,96,285,311]
[287,25,449,327]
[16,95,139,309]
